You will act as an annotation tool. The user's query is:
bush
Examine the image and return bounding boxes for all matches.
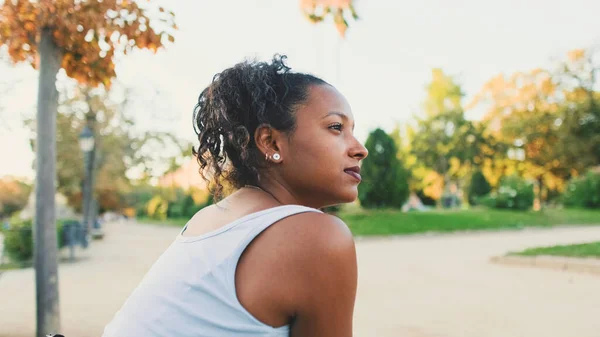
[147,196,169,220]
[563,171,600,208]
[416,190,437,206]
[467,169,491,205]
[123,184,158,217]
[168,194,202,218]
[321,205,341,215]
[480,175,534,211]
[359,128,410,208]
[1,219,68,263]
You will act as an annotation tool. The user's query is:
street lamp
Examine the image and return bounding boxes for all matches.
[79,126,95,153]
[79,125,95,239]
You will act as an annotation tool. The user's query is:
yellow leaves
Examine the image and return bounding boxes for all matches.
[301,0,350,6]
[567,49,585,62]
[422,170,444,200]
[334,9,348,37]
[300,0,356,37]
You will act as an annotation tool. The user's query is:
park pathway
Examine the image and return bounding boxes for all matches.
[1,220,600,337]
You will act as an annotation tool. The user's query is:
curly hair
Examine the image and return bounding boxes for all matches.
[192,54,328,199]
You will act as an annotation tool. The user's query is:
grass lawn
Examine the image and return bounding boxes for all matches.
[138,207,600,236]
[0,261,33,271]
[508,241,600,258]
[340,207,600,236]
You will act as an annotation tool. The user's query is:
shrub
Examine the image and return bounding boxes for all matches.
[168,194,201,218]
[123,184,158,217]
[480,175,534,211]
[1,219,68,263]
[321,205,341,215]
[467,169,491,205]
[147,196,169,220]
[563,171,600,208]
[359,128,410,208]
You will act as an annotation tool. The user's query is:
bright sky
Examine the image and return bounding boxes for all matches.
[1,0,600,180]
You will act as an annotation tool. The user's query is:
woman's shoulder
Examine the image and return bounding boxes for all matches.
[263,210,356,278]
[235,208,357,328]
[277,210,354,250]
[251,208,355,269]
[267,210,358,323]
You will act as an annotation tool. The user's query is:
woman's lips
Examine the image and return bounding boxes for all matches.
[344,167,362,182]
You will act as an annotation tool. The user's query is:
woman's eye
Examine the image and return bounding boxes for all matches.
[329,123,343,131]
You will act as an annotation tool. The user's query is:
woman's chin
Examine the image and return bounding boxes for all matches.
[335,187,359,204]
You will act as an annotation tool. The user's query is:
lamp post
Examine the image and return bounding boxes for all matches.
[79,125,95,239]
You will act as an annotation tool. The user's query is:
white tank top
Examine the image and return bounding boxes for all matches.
[102,205,322,337]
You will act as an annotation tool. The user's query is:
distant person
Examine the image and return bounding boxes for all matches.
[102,54,368,337]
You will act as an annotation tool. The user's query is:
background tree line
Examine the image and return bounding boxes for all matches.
[359,45,600,211]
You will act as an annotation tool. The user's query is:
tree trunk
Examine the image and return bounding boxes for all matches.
[34,27,62,337]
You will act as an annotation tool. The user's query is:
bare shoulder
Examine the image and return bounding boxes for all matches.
[270,210,357,297]
[275,211,355,251]
[253,210,357,286]
[236,209,357,334]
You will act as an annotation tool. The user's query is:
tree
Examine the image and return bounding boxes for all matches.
[359,128,409,208]
[27,83,188,213]
[424,68,464,117]
[554,47,600,169]
[468,67,583,203]
[300,0,358,37]
[0,2,176,335]
[410,69,493,203]
[0,177,32,218]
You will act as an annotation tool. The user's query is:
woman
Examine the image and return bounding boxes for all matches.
[102,55,368,337]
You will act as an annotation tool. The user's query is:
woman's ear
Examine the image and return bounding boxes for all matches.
[255,124,284,162]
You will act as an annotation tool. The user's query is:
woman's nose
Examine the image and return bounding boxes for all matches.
[349,138,368,160]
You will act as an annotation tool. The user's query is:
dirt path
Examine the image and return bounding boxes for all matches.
[1,221,599,337]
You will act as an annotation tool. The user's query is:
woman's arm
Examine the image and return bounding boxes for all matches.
[289,214,358,337]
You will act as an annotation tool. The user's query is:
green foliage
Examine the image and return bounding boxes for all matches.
[147,195,169,220]
[168,193,203,218]
[416,190,437,206]
[424,68,464,117]
[468,170,492,205]
[25,84,191,213]
[321,205,341,215]
[563,171,600,208]
[134,186,212,220]
[359,128,409,208]
[411,110,492,177]
[123,184,157,217]
[1,219,69,263]
[480,175,534,210]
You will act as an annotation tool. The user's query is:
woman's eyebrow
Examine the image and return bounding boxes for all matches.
[322,111,347,120]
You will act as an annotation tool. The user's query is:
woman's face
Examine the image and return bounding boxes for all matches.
[275,84,368,207]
